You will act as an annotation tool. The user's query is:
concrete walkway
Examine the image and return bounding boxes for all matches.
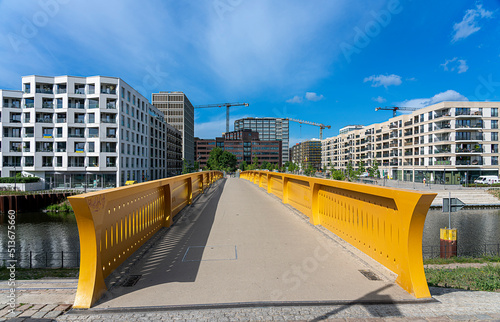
[89,177,413,309]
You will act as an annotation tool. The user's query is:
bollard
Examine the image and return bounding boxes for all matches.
[440,228,457,258]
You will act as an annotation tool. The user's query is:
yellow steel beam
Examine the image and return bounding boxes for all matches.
[240,170,436,299]
[68,171,223,308]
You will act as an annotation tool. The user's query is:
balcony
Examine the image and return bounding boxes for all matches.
[57,88,67,94]
[69,133,85,138]
[456,147,483,153]
[56,118,67,123]
[74,119,85,124]
[42,162,53,167]
[36,118,53,123]
[101,119,116,124]
[42,102,54,108]
[456,110,482,117]
[68,103,84,109]
[3,102,21,108]
[3,163,21,167]
[88,102,99,109]
[74,89,85,95]
[106,162,117,167]
[24,103,34,108]
[456,159,483,166]
[106,102,117,109]
[9,118,21,123]
[434,160,452,165]
[36,87,53,94]
[36,148,53,152]
[68,163,85,167]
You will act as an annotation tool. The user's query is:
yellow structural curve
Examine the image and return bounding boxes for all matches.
[68,171,223,308]
[240,170,436,299]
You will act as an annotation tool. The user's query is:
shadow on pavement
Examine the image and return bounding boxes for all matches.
[95,178,227,306]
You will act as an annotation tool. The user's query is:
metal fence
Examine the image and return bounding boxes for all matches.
[423,243,500,259]
[0,251,80,268]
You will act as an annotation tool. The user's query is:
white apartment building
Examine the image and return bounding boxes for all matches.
[0,75,174,189]
[152,91,195,165]
[322,102,500,184]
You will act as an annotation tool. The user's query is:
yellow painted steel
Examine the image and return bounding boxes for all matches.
[241,170,436,299]
[440,228,457,241]
[68,171,223,308]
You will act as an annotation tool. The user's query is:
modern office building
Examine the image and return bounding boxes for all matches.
[152,91,194,165]
[195,129,282,168]
[321,101,500,184]
[290,140,322,170]
[234,117,289,165]
[0,75,176,189]
[166,123,183,176]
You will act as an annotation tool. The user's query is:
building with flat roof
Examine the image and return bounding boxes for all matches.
[322,101,500,184]
[234,117,289,165]
[195,129,282,168]
[290,140,322,170]
[152,91,194,165]
[0,75,176,189]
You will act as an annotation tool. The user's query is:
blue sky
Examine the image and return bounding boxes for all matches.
[0,0,499,146]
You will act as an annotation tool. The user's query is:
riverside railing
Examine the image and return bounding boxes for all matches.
[68,171,223,308]
[240,170,436,299]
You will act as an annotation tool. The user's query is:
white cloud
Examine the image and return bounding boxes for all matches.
[457,59,469,73]
[399,90,468,109]
[363,74,402,88]
[286,95,303,104]
[286,92,324,103]
[305,92,324,102]
[372,96,386,103]
[452,4,493,42]
[441,57,468,73]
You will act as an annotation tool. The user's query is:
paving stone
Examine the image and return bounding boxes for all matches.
[31,311,50,319]
[44,310,64,319]
[18,309,39,317]
[54,304,72,311]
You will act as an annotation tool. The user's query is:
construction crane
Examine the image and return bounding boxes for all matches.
[286,118,331,140]
[195,102,249,133]
[375,106,420,117]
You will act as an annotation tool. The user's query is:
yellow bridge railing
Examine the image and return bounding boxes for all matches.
[68,171,223,308]
[240,170,436,299]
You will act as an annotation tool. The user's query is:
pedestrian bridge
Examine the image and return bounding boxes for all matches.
[68,171,436,309]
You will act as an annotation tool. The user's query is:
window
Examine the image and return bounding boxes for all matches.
[492,120,498,129]
[42,128,53,138]
[57,142,66,152]
[56,98,63,108]
[492,108,498,117]
[88,128,99,138]
[24,83,31,94]
[492,144,498,153]
[428,111,433,120]
[42,156,53,167]
[88,113,95,123]
[56,156,63,167]
[106,128,116,138]
[88,142,95,152]
[75,142,85,153]
[24,156,34,167]
[493,156,499,165]
[56,127,63,138]
[492,132,498,141]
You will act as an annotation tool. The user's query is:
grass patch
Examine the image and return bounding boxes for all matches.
[425,264,500,291]
[0,267,78,280]
[424,256,500,265]
[46,199,73,213]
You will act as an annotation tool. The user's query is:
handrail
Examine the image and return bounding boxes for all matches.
[240,170,436,299]
[68,171,223,308]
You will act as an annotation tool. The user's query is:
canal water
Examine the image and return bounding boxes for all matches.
[0,209,499,264]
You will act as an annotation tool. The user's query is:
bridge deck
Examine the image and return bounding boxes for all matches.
[94,177,414,308]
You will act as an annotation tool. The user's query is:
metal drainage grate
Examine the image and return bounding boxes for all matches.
[121,275,142,287]
[359,270,381,281]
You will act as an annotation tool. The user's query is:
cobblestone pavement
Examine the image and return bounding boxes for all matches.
[52,287,500,321]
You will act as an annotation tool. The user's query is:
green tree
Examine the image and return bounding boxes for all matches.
[206,148,237,172]
[207,147,223,170]
[239,161,248,171]
[346,161,358,181]
[331,170,345,181]
[249,155,259,170]
[182,159,192,174]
